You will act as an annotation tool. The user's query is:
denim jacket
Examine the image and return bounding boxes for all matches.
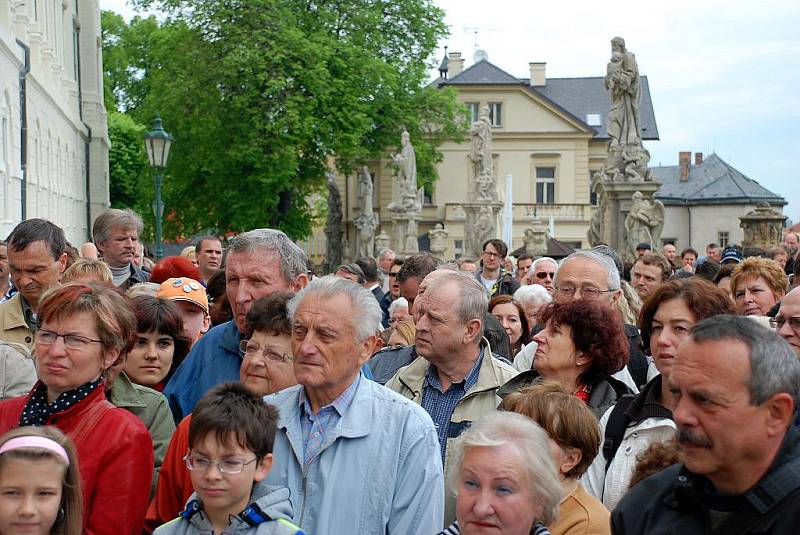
[263,374,444,535]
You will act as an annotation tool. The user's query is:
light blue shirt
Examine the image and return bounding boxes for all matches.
[299,374,360,466]
[264,374,445,535]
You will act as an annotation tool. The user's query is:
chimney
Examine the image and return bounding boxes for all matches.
[695,152,703,165]
[679,151,691,181]
[529,62,546,86]
[448,52,464,78]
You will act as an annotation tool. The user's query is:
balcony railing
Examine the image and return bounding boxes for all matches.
[445,203,593,221]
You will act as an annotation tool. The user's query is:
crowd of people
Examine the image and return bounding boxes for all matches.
[0,208,799,534]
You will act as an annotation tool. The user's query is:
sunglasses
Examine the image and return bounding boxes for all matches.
[535,272,555,279]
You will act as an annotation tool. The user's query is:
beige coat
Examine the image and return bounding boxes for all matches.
[385,340,519,524]
[0,294,34,349]
[0,342,36,400]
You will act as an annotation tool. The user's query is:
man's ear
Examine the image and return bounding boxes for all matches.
[292,274,309,292]
[201,314,211,334]
[463,318,483,345]
[764,393,795,437]
[357,333,379,365]
[254,453,274,482]
[610,289,622,304]
[57,252,68,275]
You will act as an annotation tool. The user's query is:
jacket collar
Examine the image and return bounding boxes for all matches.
[107,372,146,409]
[220,320,244,355]
[0,294,27,330]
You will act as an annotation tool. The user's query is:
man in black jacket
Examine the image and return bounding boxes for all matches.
[612,316,800,535]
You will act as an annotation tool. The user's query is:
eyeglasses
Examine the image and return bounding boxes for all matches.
[535,272,555,280]
[482,251,501,259]
[554,286,616,299]
[770,317,800,331]
[36,330,102,350]
[388,272,400,278]
[238,340,292,362]
[183,453,258,474]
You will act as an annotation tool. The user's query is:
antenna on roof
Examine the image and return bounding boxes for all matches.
[462,25,500,61]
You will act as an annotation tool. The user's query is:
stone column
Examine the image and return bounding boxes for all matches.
[739,203,786,249]
[591,180,661,260]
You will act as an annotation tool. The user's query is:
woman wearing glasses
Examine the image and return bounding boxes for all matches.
[0,282,154,534]
[498,299,633,419]
[148,292,297,529]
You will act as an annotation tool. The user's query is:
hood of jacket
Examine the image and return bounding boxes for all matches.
[182,484,294,532]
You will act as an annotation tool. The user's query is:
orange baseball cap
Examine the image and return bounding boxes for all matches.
[156,277,209,314]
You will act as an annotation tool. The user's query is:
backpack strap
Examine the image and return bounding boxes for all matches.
[602,394,635,473]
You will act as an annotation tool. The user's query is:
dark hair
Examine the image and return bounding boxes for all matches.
[707,242,719,250]
[482,238,508,259]
[694,259,721,282]
[516,254,533,264]
[149,256,202,284]
[638,277,735,350]
[189,382,279,459]
[7,218,67,261]
[355,257,380,283]
[205,269,232,326]
[396,253,441,284]
[205,269,226,300]
[245,292,293,337]
[129,295,192,381]
[680,248,698,259]
[483,313,513,361]
[195,236,221,255]
[335,263,366,284]
[713,264,734,285]
[488,294,532,350]
[628,439,682,489]
[633,253,672,282]
[390,258,405,269]
[539,300,629,384]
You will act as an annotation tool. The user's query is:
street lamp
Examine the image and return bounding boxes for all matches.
[144,114,173,260]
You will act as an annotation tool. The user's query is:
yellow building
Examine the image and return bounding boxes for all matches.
[302,52,659,264]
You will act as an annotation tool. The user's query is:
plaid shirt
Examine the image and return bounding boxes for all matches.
[299,373,360,468]
[422,349,484,463]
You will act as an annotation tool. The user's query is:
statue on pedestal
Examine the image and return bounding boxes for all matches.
[375,230,391,253]
[624,191,665,260]
[354,166,379,258]
[470,105,495,202]
[523,225,549,257]
[388,130,422,214]
[324,172,344,273]
[605,37,640,148]
[428,223,449,259]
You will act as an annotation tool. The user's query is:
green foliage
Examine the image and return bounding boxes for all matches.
[103,0,466,239]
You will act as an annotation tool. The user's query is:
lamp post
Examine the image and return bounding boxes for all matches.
[143,115,173,260]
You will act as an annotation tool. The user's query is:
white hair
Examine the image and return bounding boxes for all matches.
[448,411,562,526]
[388,297,409,318]
[287,275,382,343]
[513,284,552,308]
[554,250,621,291]
[527,257,558,278]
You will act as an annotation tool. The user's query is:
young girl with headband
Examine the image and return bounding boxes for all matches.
[0,426,82,535]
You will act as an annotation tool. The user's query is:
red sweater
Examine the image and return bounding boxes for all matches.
[0,383,153,535]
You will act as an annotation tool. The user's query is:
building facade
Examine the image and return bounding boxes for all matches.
[302,51,659,264]
[0,0,109,244]
[652,152,785,250]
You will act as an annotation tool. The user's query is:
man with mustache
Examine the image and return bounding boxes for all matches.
[93,208,149,289]
[611,315,800,534]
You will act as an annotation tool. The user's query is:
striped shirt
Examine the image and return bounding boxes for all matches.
[438,520,551,535]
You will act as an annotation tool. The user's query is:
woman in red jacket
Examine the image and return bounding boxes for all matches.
[0,282,154,535]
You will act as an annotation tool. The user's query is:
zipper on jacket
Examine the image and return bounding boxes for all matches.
[298,465,309,527]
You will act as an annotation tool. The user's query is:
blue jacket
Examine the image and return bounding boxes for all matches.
[263,374,444,535]
[163,321,375,423]
[163,321,243,422]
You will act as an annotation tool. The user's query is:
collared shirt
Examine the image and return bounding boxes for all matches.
[422,348,484,463]
[18,294,38,332]
[299,374,360,467]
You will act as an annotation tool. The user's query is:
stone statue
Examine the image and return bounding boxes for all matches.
[470,105,493,175]
[474,205,495,249]
[354,166,379,257]
[624,191,665,260]
[740,203,786,249]
[324,172,344,273]
[428,223,449,259]
[523,227,548,257]
[405,218,419,253]
[605,37,641,148]
[374,230,391,253]
[388,130,421,214]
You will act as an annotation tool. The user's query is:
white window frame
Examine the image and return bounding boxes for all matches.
[488,102,502,127]
[535,166,556,204]
[718,231,730,249]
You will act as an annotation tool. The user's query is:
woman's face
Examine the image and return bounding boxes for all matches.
[649,298,697,379]
[36,311,118,402]
[734,275,782,316]
[387,330,409,348]
[239,330,296,396]
[456,444,542,535]
[532,322,582,383]
[124,330,175,386]
[491,303,523,346]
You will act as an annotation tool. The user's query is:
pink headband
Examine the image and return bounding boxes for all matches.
[0,436,70,465]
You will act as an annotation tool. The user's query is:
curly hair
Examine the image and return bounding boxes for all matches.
[638,277,735,351]
[538,300,629,384]
[730,256,788,301]
[628,439,682,488]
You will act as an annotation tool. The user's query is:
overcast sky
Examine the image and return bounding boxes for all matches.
[101,0,799,220]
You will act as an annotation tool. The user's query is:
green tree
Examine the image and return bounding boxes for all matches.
[106,0,466,239]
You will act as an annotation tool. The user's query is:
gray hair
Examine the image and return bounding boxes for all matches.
[513,284,552,308]
[377,249,395,262]
[228,229,308,285]
[554,250,621,291]
[427,271,488,326]
[448,411,561,525]
[287,275,382,343]
[691,315,800,409]
[92,208,144,245]
[527,257,557,278]
[388,297,409,318]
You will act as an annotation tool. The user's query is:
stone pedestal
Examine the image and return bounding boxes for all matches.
[391,212,421,256]
[590,180,661,260]
[463,203,503,258]
[740,203,785,249]
[374,231,391,253]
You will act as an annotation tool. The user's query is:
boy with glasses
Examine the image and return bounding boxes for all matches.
[155,381,303,535]
[476,239,519,297]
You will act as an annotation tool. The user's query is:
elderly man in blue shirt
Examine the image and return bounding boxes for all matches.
[264,275,444,534]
